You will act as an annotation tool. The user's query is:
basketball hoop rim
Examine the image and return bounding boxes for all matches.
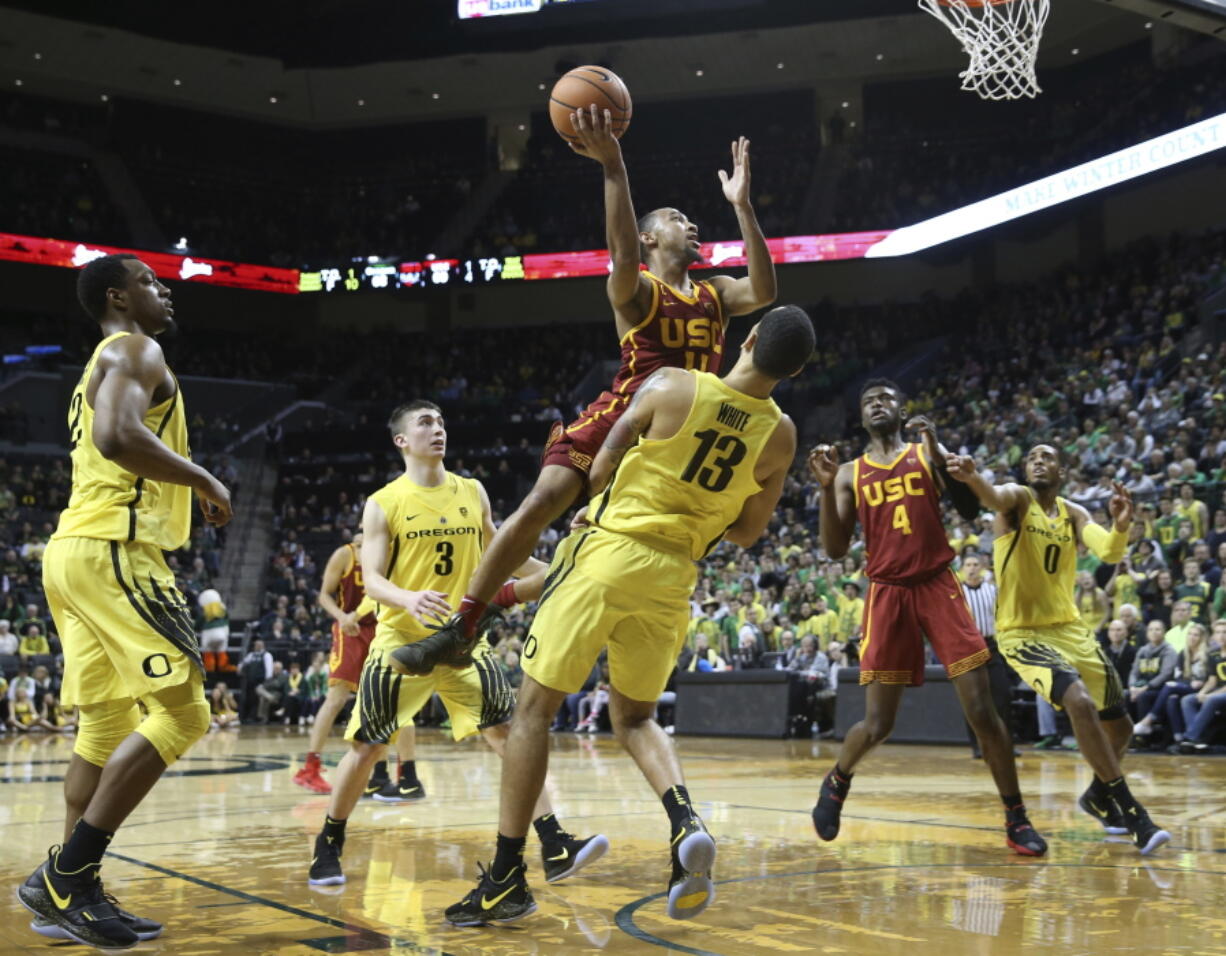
[936,0,1016,6]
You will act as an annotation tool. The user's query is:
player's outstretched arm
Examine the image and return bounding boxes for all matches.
[709,137,776,317]
[588,369,675,495]
[318,545,359,635]
[725,415,797,547]
[907,415,979,520]
[92,333,231,526]
[1068,485,1132,563]
[944,454,1027,517]
[569,105,649,315]
[359,498,451,626]
[808,445,856,559]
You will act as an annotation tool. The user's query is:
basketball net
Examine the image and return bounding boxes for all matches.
[918,0,1051,101]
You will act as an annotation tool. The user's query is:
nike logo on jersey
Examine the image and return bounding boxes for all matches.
[405,514,419,522]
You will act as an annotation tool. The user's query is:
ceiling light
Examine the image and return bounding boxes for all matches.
[33,52,42,60]
[695,69,704,76]
[357,98,365,106]
[1071,47,1080,55]
[841,101,849,108]
[538,82,546,90]
[517,123,525,131]
[269,95,278,103]
[100,93,108,102]
[173,78,182,86]
[776,62,784,69]
[14,79,22,87]
[875,53,884,61]
[431,92,440,99]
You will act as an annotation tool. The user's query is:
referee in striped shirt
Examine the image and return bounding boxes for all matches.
[961,553,1016,757]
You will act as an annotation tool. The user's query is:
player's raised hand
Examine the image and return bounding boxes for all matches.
[717,136,751,207]
[568,104,623,166]
[404,589,453,626]
[1108,480,1134,530]
[944,454,978,483]
[807,444,840,488]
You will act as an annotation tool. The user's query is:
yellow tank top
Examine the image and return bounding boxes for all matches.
[369,471,483,646]
[53,332,192,550]
[994,491,1079,630]
[590,371,780,560]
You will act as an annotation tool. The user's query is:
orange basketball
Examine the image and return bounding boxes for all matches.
[548,66,632,145]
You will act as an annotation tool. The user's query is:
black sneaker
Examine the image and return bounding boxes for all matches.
[1004,808,1048,857]
[363,773,391,798]
[541,832,610,883]
[389,614,477,676]
[1078,787,1129,835]
[445,861,537,927]
[31,892,163,941]
[372,778,427,803]
[17,848,139,949]
[308,831,346,886]
[667,816,716,920]
[1126,812,1171,856]
[812,767,851,842]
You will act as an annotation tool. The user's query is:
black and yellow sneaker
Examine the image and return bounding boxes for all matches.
[667,816,716,920]
[372,778,428,803]
[308,831,346,886]
[541,832,610,884]
[363,771,391,799]
[1126,812,1171,856]
[812,766,851,842]
[31,892,163,941]
[1078,787,1129,835]
[17,848,139,949]
[390,614,477,676]
[445,862,537,927]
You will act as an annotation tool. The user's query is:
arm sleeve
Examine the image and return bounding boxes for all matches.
[1081,523,1129,563]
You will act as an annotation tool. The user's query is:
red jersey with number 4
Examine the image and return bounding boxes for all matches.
[854,442,953,585]
[336,543,376,624]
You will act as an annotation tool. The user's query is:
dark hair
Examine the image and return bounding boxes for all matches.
[860,377,903,403]
[77,254,139,321]
[751,305,815,379]
[637,209,663,263]
[387,400,442,437]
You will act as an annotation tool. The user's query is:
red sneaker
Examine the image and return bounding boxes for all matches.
[293,755,332,794]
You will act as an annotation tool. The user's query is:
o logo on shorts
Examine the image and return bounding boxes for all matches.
[523,636,538,660]
[142,653,172,678]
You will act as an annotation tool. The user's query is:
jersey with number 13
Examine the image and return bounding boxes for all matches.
[368,472,483,647]
[993,491,1078,631]
[853,443,953,585]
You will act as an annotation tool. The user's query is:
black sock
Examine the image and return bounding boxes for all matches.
[491,834,526,882]
[399,760,418,784]
[662,785,694,831]
[322,815,347,848]
[57,820,113,875]
[832,764,854,785]
[1106,777,1141,816]
[1089,776,1110,799]
[533,813,564,844]
[1000,793,1023,811]
[372,760,388,780]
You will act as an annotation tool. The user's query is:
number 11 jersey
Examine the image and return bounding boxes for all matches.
[993,489,1079,630]
[589,370,780,561]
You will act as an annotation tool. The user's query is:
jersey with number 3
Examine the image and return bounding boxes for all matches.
[590,370,780,560]
[854,443,953,585]
[993,490,1078,630]
[368,472,483,647]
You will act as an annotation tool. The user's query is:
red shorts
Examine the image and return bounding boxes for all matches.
[328,618,376,687]
[858,569,989,686]
[540,390,626,478]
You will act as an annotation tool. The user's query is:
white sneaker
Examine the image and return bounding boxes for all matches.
[1133,722,1151,736]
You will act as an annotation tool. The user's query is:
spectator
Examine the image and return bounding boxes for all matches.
[684,633,727,673]
[1178,621,1226,753]
[0,619,16,655]
[1164,601,1195,654]
[17,622,49,660]
[1174,558,1212,626]
[1133,622,1209,743]
[1127,620,1179,719]
[1100,619,1137,687]
[209,682,240,730]
[256,660,291,724]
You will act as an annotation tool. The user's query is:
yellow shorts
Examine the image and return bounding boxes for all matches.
[345,629,513,744]
[522,528,695,703]
[43,536,202,708]
[998,620,1125,717]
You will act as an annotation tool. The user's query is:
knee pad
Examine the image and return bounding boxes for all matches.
[136,679,211,767]
[74,698,142,767]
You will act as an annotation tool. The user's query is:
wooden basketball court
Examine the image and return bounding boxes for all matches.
[1,728,1221,955]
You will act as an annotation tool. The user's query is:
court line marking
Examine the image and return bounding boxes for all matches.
[614,861,1226,955]
[105,850,456,956]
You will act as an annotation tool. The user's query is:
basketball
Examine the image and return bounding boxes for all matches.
[548,65,633,145]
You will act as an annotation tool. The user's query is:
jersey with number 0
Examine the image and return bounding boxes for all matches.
[53,331,191,551]
[369,472,483,647]
[853,443,952,585]
[589,370,780,560]
[993,490,1078,630]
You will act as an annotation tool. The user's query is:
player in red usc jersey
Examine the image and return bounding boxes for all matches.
[398,105,778,674]
[807,378,1047,857]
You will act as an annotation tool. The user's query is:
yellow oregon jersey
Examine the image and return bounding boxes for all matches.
[53,332,191,550]
[590,371,780,560]
[369,471,483,646]
[994,490,1079,630]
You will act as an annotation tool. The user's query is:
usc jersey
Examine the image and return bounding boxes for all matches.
[994,491,1079,630]
[53,332,191,550]
[589,371,780,561]
[335,543,376,624]
[369,472,483,647]
[853,443,953,585]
